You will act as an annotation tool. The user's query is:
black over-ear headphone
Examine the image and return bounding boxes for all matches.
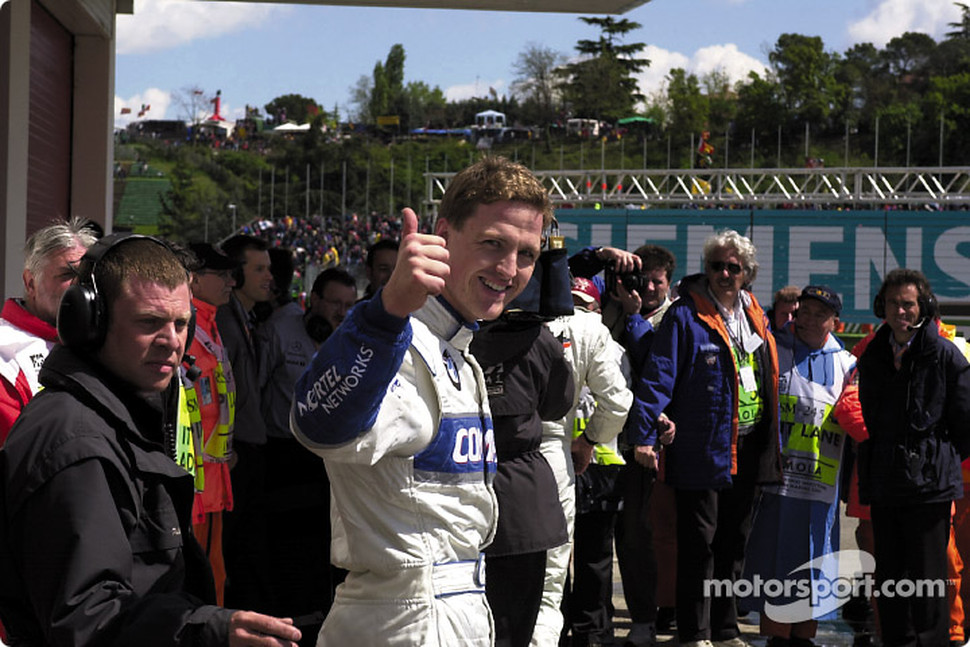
[232,261,246,289]
[57,233,187,350]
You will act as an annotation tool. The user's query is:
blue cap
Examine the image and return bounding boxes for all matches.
[799,285,842,315]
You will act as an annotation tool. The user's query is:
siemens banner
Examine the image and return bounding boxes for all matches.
[554,208,970,325]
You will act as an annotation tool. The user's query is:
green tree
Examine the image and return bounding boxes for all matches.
[348,75,373,123]
[948,2,970,40]
[665,68,707,140]
[402,81,447,128]
[923,72,970,163]
[172,85,213,128]
[511,43,565,125]
[881,32,937,78]
[158,156,227,243]
[834,43,889,127]
[769,33,839,125]
[733,71,785,136]
[559,16,650,122]
[702,69,736,136]
[369,44,407,124]
[881,32,938,106]
[264,93,322,125]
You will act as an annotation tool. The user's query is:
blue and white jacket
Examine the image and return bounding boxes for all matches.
[291,292,497,577]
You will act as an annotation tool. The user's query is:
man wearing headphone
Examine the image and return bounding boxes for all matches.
[215,234,273,612]
[857,268,970,647]
[0,234,300,646]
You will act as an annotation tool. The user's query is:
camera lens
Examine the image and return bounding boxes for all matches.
[621,273,644,294]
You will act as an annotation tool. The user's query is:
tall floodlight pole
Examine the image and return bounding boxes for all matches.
[906,120,911,168]
[777,126,782,168]
[844,121,849,166]
[940,110,943,168]
[874,114,880,168]
[750,128,755,169]
[341,161,347,217]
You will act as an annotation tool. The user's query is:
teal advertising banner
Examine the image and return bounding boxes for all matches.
[554,208,970,324]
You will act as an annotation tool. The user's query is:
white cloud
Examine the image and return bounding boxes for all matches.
[847,0,961,48]
[444,79,506,103]
[114,87,173,128]
[116,0,284,55]
[637,45,690,96]
[691,44,767,83]
[634,43,767,97]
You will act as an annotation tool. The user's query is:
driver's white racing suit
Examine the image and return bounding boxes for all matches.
[291,294,497,646]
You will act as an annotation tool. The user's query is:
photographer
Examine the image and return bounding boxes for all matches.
[568,245,676,353]
[569,244,678,646]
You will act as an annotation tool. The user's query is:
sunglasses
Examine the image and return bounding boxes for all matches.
[708,261,743,275]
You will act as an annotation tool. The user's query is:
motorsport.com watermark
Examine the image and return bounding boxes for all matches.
[704,550,952,623]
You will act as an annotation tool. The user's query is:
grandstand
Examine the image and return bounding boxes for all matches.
[114,176,169,234]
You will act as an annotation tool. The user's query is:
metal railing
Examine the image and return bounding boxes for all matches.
[425,167,970,207]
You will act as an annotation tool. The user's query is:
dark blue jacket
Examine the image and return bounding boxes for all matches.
[627,275,782,490]
[857,321,970,506]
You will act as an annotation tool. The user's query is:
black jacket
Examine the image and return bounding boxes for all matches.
[0,345,232,646]
[857,322,970,506]
[471,319,574,557]
[216,294,267,445]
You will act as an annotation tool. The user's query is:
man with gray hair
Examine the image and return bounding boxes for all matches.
[0,217,98,444]
[628,229,782,647]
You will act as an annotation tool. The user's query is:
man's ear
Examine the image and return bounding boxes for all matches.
[22,268,35,297]
[434,217,449,240]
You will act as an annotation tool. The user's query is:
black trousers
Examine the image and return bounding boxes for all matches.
[870,500,951,647]
[262,436,335,620]
[674,483,756,643]
[223,440,269,612]
[570,510,619,642]
[487,551,548,647]
[615,459,658,626]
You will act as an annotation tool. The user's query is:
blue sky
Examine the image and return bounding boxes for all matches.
[110,0,962,128]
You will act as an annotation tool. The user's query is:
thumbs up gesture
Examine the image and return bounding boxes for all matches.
[381,208,450,318]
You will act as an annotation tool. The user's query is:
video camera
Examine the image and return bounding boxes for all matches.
[604,260,647,296]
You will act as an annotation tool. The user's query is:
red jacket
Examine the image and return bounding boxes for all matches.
[187,298,234,521]
[0,299,59,445]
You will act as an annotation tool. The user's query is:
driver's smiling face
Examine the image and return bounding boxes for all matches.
[436,200,543,322]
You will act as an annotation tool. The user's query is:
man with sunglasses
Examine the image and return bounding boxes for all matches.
[628,230,782,647]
